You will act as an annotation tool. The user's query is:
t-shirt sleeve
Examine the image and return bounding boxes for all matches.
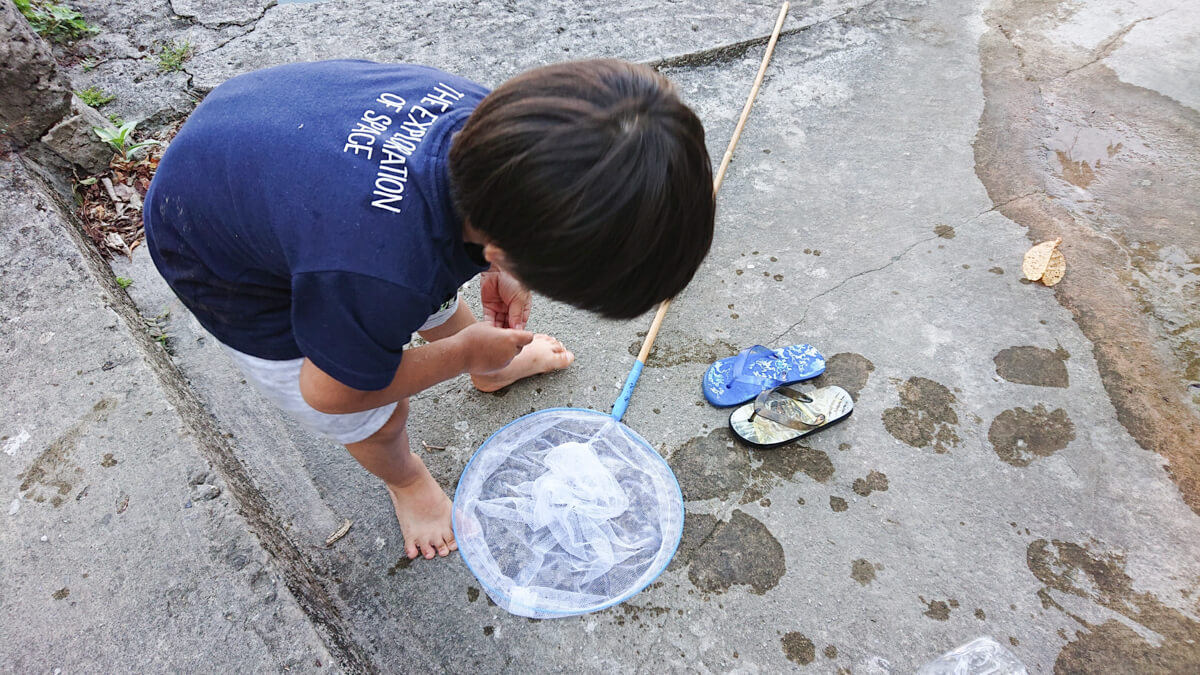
[291,271,435,391]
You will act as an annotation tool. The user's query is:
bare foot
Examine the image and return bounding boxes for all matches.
[472,333,575,393]
[385,455,457,559]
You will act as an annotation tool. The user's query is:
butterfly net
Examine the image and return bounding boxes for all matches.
[453,408,684,619]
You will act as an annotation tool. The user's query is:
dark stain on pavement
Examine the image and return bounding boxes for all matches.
[1028,539,1200,673]
[824,645,838,659]
[52,587,69,600]
[466,586,479,602]
[882,377,961,453]
[669,513,718,572]
[829,496,848,512]
[994,345,1070,388]
[852,471,889,496]
[975,8,1200,515]
[752,445,834,484]
[989,404,1075,467]
[851,558,876,585]
[386,557,413,575]
[811,352,875,399]
[629,338,739,368]
[670,429,749,501]
[781,632,815,665]
[934,224,956,239]
[921,596,951,620]
[19,398,116,507]
[684,510,785,595]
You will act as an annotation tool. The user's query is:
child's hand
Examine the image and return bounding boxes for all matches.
[480,269,531,330]
[457,322,534,375]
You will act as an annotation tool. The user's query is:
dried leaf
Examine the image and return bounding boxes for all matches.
[324,519,352,547]
[1023,238,1064,283]
[103,231,130,257]
[1041,249,1066,286]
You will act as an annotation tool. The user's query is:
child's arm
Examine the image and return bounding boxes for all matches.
[298,322,533,414]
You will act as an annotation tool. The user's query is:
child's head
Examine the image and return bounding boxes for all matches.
[450,59,715,319]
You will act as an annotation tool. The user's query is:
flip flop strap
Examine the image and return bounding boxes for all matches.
[730,345,789,388]
[752,387,827,431]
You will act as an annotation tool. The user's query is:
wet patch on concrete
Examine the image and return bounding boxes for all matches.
[671,429,834,506]
[811,352,875,399]
[975,608,986,620]
[974,5,1200,514]
[18,398,116,507]
[852,470,889,497]
[751,445,834,484]
[683,510,785,595]
[881,377,961,453]
[668,513,718,572]
[52,587,69,600]
[1028,539,1200,673]
[920,596,951,620]
[994,345,1070,388]
[851,558,876,585]
[988,404,1075,467]
[934,224,956,238]
[781,632,815,665]
[669,429,749,501]
[629,337,739,368]
[385,557,413,575]
[466,586,479,602]
[829,496,848,512]
[824,645,838,659]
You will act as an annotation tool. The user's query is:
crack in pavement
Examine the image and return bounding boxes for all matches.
[642,0,885,70]
[771,192,1042,344]
[1056,13,1163,80]
[168,0,278,31]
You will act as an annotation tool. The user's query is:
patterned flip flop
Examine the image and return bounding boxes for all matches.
[729,385,853,448]
[703,344,825,407]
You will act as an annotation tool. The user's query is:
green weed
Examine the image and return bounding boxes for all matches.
[14,0,98,43]
[93,120,160,160]
[75,86,114,108]
[157,40,193,72]
[115,276,133,289]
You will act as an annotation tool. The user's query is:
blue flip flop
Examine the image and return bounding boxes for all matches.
[703,344,826,407]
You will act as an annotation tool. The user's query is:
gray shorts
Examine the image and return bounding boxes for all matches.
[222,294,461,445]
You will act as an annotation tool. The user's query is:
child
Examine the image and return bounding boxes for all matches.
[144,59,715,560]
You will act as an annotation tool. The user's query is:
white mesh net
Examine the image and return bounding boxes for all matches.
[453,408,684,619]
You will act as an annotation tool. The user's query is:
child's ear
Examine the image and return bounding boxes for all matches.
[483,244,511,270]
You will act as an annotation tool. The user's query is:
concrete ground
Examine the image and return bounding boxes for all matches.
[3,0,1198,672]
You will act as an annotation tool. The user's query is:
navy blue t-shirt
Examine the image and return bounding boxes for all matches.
[145,61,491,391]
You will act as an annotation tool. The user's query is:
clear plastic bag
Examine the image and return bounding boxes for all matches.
[916,637,1028,675]
[454,409,684,619]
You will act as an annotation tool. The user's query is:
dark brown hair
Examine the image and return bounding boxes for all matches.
[449,59,714,319]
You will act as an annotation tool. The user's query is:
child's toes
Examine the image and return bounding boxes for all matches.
[435,541,450,557]
[405,541,420,559]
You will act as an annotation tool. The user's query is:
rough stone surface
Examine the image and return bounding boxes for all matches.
[0,156,335,672]
[0,0,71,146]
[6,0,1200,672]
[40,95,116,173]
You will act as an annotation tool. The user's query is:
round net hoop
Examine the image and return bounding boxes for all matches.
[453,408,684,619]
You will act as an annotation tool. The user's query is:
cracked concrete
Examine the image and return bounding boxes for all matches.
[4,0,1199,671]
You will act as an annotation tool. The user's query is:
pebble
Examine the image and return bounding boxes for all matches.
[8,499,19,516]
[40,535,48,542]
